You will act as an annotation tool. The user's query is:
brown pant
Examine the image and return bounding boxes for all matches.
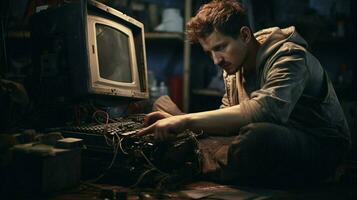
[198,123,347,186]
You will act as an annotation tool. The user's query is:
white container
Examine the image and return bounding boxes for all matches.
[155,8,183,32]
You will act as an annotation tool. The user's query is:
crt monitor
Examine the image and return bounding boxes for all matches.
[30,0,149,105]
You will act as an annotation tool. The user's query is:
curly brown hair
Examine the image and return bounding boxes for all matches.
[186,0,249,43]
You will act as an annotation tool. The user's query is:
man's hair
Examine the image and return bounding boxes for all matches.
[186,0,249,43]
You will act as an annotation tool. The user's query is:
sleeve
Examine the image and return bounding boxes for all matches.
[240,50,309,124]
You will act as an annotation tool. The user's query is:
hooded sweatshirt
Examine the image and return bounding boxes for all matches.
[221,26,351,147]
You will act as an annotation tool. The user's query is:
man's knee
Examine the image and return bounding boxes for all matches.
[230,122,288,152]
[238,122,288,137]
[225,123,290,178]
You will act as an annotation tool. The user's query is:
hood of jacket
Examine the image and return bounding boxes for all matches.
[254,26,308,72]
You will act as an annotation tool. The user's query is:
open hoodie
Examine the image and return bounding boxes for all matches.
[221,26,351,147]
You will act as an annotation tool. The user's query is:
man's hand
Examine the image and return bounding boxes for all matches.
[138,115,188,141]
[142,111,172,127]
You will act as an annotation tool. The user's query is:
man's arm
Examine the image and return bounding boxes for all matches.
[185,104,250,134]
[138,104,250,141]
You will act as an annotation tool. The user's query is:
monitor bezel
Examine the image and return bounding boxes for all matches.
[86,15,141,97]
[86,0,149,99]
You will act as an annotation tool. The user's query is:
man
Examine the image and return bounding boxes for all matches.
[138,0,351,186]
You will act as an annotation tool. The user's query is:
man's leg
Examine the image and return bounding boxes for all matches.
[152,95,184,115]
[199,123,346,186]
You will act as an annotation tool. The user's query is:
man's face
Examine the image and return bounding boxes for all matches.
[198,30,248,75]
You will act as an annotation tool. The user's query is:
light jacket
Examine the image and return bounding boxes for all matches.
[221,26,351,146]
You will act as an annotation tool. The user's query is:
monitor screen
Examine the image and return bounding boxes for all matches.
[96,24,132,83]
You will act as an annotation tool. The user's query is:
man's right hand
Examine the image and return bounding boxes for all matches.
[142,111,172,128]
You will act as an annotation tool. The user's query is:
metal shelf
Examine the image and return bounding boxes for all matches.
[145,32,184,40]
[6,30,31,39]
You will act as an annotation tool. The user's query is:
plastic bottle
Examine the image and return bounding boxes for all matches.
[159,81,169,97]
[150,79,159,100]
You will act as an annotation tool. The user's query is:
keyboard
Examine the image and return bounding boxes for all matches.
[61,114,146,137]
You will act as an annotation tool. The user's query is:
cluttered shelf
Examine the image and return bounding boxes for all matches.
[5,30,31,39]
[145,32,184,41]
[5,31,184,41]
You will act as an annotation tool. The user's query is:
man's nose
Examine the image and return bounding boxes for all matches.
[212,52,222,65]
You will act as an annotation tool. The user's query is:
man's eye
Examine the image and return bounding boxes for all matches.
[215,44,225,51]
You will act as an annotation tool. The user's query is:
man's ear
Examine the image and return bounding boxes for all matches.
[239,26,251,44]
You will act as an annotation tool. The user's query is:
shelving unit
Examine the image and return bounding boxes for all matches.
[182,0,192,112]
[6,30,31,39]
[145,32,184,40]
[143,0,192,112]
